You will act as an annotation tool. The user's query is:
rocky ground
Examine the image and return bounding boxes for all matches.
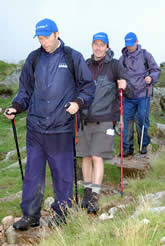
[0,141,165,246]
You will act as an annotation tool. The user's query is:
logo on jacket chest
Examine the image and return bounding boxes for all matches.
[58,63,68,68]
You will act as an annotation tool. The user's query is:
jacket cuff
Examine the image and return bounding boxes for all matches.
[12,102,24,114]
[74,97,84,109]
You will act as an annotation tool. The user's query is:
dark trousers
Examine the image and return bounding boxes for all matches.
[123,96,150,152]
[21,130,74,218]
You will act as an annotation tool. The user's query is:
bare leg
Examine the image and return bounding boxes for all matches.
[91,155,104,185]
[81,156,93,208]
[87,155,104,214]
[82,156,93,182]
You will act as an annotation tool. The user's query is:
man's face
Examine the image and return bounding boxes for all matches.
[126,40,138,53]
[38,32,59,53]
[92,40,108,60]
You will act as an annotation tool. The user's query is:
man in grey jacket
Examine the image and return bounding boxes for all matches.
[120,32,161,157]
[77,32,127,214]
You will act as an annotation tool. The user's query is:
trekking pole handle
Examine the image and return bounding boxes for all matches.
[64,102,71,109]
[5,109,16,116]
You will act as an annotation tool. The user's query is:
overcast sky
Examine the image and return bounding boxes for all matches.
[0,0,164,64]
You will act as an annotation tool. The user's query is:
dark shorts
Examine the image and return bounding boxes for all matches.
[76,122,114,159]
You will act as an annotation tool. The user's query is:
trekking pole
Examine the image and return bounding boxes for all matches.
[139,85,150,153]
[5,110,24,181]
[73,120,79,205]
[11,119,24,181]
[120,89,124,197]
[65,103,79,204]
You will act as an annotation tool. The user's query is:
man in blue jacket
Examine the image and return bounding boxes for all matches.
[4,18,95,230]
[120,32,161,157]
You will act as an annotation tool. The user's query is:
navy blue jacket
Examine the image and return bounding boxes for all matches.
[13,40,95,134]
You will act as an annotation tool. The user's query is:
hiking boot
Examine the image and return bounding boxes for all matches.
[87,192,99,214]
[81,188,92,209]
[140,146,147,154]
[118,150,133,158]
[13,216,40,230]
[48,214,66,228]
[123,149,133,157]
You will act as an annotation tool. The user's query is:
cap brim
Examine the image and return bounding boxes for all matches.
[33,31,52,38]
[125,41,136,47]
[92,38,108,44]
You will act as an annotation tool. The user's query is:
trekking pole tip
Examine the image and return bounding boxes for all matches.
[120,191,124,198]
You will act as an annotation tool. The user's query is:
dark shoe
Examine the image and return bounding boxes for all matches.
[123,149,133,157]
[87,192,99,214]
[48,214,66,228]
[81,188,92,209]
[13,216,40,230]
[118,150,133,157]
[140,146,147,154]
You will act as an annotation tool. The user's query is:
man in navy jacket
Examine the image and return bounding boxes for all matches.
[4,18,95,230]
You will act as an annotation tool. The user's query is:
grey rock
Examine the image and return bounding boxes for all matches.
[2,216,14,230]
[6,226,16,244]
[150,207,165,213]
[132,191,165,217]
[140,219,150,224]
[108,207,118,216]
[44,197,54,211]
[140,191,165,206]
[157,123,165,137]
[99,213,114,221]
[2,147,26,163]
[0,71,20,86]
[132,206,165,218]
[1,158,26,171]
[0,192,22,203]
[160,237,165,244]
[150,87,165,114]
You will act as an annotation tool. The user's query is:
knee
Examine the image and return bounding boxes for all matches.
[83,156,92,162]
[91,155,102,162]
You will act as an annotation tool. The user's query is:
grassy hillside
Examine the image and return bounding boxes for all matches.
[0,61,165,246]
[0,90,164,222]
[0,61,17,81]
[0,60,165,84]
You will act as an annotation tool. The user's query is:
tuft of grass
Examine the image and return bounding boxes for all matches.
[0,198,22,220]
[39,199,165,246]
[104,163,120,184]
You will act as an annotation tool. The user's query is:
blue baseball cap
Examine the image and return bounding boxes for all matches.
[92,32,109,44]
[34,18,58,38]
[124,32,137,47]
